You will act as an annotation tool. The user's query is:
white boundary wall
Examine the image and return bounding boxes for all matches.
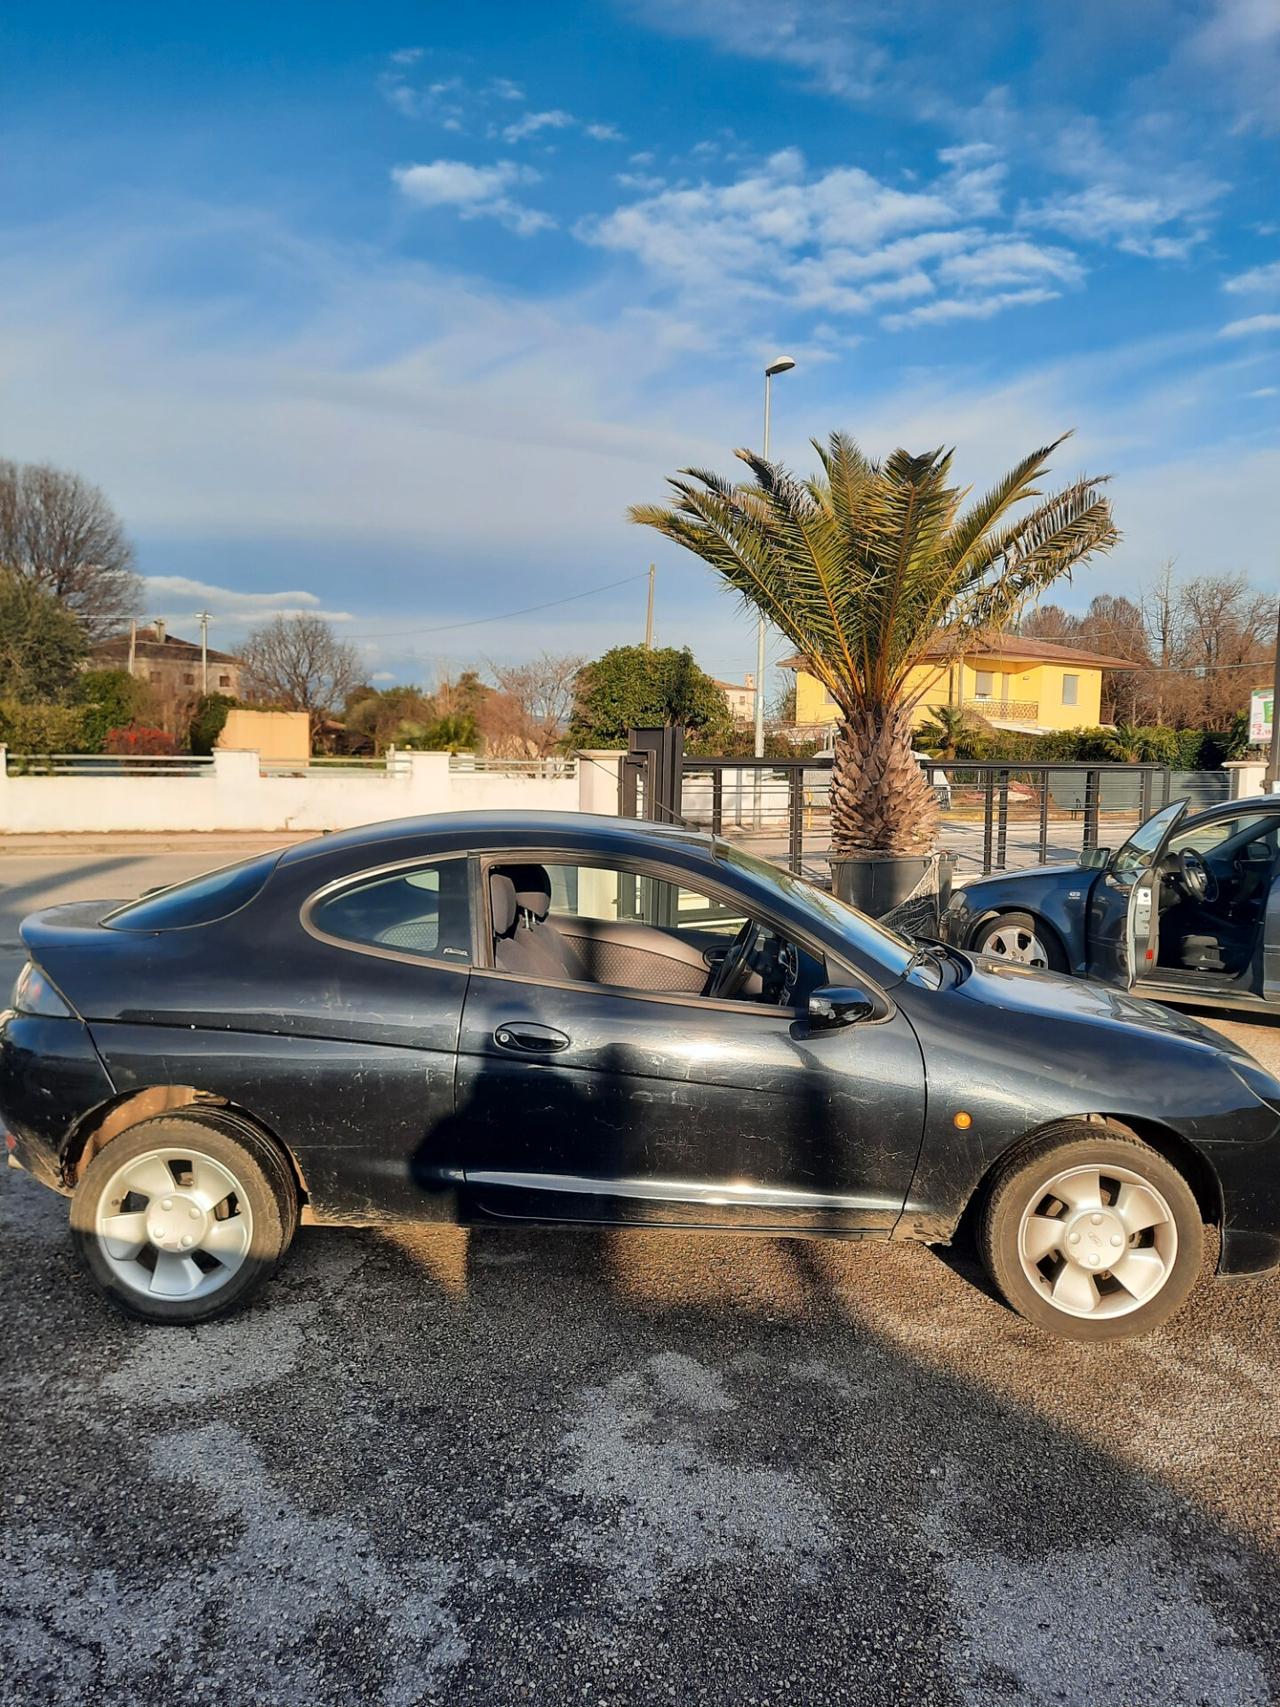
[0,749,624,835]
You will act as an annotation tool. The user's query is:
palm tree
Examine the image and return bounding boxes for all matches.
[1103,722,1145,763]
[630,432,1118,857]
[915,703,986,761]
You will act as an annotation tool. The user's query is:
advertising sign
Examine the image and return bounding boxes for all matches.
[1250,687,1273,747]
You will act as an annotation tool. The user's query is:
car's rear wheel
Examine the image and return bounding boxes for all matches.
[70,1111,298,1324]
[979,1125,1203,1340]
[972,910,1065,972]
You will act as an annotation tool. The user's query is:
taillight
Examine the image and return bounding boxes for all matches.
[11,961,74,1019]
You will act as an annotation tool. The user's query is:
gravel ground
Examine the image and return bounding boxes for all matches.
[4,848,1280,1706]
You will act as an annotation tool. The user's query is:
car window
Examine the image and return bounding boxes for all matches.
[104,851,282,930]
[1111,801,1188,879]
[547,864,747,935]
[1167,812,1278,859]
[309,859,472,964]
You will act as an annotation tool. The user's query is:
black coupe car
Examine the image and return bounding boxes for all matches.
[942,795,1280,1014]
[4,811,1280,1341]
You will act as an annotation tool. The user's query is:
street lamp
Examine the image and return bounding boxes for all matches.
[755,355,795,767]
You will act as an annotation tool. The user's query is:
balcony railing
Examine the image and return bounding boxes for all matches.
[963,699,1040,723]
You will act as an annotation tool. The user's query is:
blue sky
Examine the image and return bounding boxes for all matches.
[1,1,1277,693]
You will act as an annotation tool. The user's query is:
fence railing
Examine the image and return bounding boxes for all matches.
[6,753,216,777]
[667,755,1183,880]
[961,698,1039,721]
[448,755,578,778]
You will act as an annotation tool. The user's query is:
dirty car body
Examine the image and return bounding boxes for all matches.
[5,811,1280,1335]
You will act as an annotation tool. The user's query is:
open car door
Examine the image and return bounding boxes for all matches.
[1086,799,1189,988]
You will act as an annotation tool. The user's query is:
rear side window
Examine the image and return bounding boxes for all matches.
[308,859,472,965]
[104,852,282,930]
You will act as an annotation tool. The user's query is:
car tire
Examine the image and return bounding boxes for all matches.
[70,1110,298,1324]
[972,910,1066,972]
[979,1124,1203,1340]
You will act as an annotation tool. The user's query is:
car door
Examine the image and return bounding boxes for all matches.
[1086,800,1188,987]
[455,857,926,1233]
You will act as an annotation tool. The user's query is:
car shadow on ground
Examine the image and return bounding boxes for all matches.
[5,1159,1280,1704]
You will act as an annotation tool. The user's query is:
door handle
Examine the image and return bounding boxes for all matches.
[493,1023,570,1054]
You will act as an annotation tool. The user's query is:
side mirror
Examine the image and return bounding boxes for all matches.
[808,985,877,1030]
[1081,846,1112,870]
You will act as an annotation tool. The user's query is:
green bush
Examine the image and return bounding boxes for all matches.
[73,669,154,753]
[189,693,239,755]
[0,700,88,757]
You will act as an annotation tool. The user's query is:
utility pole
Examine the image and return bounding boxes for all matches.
[198,610,211,694]
[753,356,796,828]
[127,619,136,678]
[1266,598,1280,792]
[644,564,655,650]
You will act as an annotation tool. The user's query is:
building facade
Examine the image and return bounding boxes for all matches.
[91,622,244,699]
[785,634,1132,737]
[714,674,756,724]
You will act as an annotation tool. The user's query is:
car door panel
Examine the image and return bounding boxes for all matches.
[455,969,926,1231]
[1087,800,1188,986]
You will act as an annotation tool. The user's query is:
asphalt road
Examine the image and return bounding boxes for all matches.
[4,845,1280,1705]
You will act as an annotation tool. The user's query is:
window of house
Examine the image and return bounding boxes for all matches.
[308,860,472,964]
[1062,674,1079,706]
[973,671,994,698]
[183,672,195,685]
[218,674,231,688]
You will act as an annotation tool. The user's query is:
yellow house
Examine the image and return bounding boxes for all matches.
[783,634,1133,737]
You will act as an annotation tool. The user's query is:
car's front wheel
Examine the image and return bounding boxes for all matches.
[979,1125,1203,1340]
[972,910,1065,972]
[70,1111,298,1324]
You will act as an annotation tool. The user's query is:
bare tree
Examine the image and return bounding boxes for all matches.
[0,459,140,639]
[486,652,585,755]
[240,615,362,735]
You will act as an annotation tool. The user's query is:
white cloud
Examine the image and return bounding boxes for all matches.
[584,122,625,142]
[1248,386,1278,397]
[501,108,576,144]
[577,146,1081,327]
[632,0,891,100]
[141,575,355,631]
[392,160,553,235]
[1219,313,1280,337]
[487,77,525,102]
[1224,260,1280,293]
[882,288,1060,331]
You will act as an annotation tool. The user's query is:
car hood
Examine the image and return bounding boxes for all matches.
[953,951,1258,1066]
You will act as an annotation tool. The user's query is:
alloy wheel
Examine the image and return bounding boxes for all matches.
[1016,1162,1178,1320]
[93,1147,254,1302]
[983,922,1050,968]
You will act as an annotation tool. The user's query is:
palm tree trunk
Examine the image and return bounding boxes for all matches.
[829,702,939,856]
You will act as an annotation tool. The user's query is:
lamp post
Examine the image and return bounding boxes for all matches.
[752,355,795,828]
[755,356,795,760]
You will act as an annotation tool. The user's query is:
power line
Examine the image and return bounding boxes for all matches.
[339,572,650,644]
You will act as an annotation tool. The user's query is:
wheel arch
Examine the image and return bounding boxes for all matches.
[61,1086,311,1212]
[967,905,1071,969]
[964,1112,1222,1231]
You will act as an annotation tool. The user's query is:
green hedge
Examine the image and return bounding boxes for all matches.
[0,700,89,756]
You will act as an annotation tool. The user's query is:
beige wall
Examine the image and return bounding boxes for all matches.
[217,709,311,764]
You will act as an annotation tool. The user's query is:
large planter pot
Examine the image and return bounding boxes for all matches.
[830,850,953,924]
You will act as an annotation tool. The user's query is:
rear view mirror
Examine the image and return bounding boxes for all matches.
[808,985,877,1029]
[1081,846,1111,870]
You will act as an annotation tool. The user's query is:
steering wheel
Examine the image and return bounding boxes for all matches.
[1174,847,1218,904]
[706,919,759,1000]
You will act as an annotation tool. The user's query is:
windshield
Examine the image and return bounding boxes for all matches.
[714,843,917,976]
[1111,800,1188,879]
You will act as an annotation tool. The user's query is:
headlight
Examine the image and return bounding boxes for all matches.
[11,961,74,1019]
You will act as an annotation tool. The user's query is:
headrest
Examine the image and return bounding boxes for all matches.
[501,863,552,921]
[489,873,518,937]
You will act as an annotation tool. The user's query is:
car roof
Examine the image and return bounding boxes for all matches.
[276,810,718,869]
[1178,794,1280,828]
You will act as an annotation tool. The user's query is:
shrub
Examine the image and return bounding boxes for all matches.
[73,669,155,753]
[104,724,178,756]
[0,700,88,755]
[189,693,239,755]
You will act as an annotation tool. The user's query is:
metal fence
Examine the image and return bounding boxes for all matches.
[6,753,216,777]
[666,753,1224,882]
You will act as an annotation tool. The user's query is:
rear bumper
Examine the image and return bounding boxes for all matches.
[0,1010,116,1191]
